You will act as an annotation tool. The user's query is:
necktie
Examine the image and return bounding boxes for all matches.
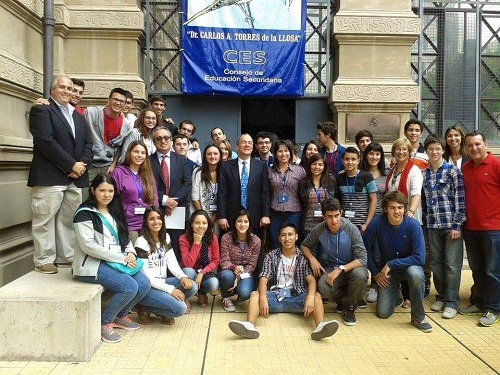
[161,154,170,195]
[241,160,248,209]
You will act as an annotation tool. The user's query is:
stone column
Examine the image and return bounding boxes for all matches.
[329,0,420,146]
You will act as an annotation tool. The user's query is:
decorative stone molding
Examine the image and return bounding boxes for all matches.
[8,0,43,18]
[52,6,143,30]
[0,53,43,93]
[84,80,146,99]
[330,84,419,103]
[334,16,420,35]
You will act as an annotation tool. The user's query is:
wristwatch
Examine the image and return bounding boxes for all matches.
[339,265,346,273]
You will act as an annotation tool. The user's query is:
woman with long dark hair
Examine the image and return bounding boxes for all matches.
[219,210,261,312]
[299,140,320,169]
[111,140,158,242]
[134,206,197,324]
[361,142,388,215]
[298,153,337,239]
[191,144,222,230]
[268,139,306,248]
[179,210,220,308]
[73,174,151,343]
[443,124,469,170]
[117,107,157,163]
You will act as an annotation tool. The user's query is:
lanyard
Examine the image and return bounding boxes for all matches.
[313,186,323,204]
[280,169,289,193]
[128,168,143,201]
[388,221,406,259]
[280,254,296,288]
[327,228,341,263]
[346,172,358,208]
[238,241,247,263]
[210,181,218,201]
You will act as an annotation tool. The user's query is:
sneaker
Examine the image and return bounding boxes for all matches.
[430,300,445,312]
[424,285,430,299]
[222,297,236,312]
[342,306,356,326]
[101,323,122,343]
[366,287,378,303]
[478,311,499,327]
[311,320,340,341]
[411,317,433,333]
[55,262,72,268]
[35,263,58,274]
[395,294,404,308]
[357,299,367,309]
[228,320,259,339]
[459,304,484,316]
[442,307,457,319]
[113,315,140,331]
[335,302,343,313]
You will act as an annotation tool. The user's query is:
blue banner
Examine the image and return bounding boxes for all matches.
[181,0,306,97]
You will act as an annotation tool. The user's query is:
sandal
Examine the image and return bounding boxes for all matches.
[197,293,208,308]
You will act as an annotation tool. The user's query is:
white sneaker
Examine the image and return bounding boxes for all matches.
[366,287,378,303]
[228,320,259,339]
[431,300,445,312]
[222,297,236,312]
[442,307,457,319]
[311,320,340,341]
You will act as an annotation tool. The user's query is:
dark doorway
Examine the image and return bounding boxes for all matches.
[241,99,295,140]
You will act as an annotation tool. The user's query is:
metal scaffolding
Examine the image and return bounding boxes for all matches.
[412,0,500,145]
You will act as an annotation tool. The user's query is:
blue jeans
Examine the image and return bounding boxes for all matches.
[376,265,426,321]
[270,210,301,249]
[76,262,151,324]
[219,269,254,300]
[317,267,368,308]
[266,291,306,313]
[183,267,219,294]
[464,229,500,312]
[164,271,198,299]
[140,288,187,318]
[428,228,463,309]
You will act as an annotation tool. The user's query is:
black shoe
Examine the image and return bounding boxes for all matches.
[424,285,430,299]
[335,302,343,313]
[357,299,367,309]
[342,306,356,326]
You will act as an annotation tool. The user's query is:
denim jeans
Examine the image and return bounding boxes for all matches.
[140,288,187,318]
[376,265,426,321]
[76,262,151,324]
[428,228,463,309]
[219,269,254,300]
[266,291,306,313]
[183,267,219,294]
[270,210,301,249]
[317,267,368,308]
[164,270,198,299]
[464,229,500,312]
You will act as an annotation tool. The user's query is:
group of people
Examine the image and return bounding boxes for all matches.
[28,74,500,343]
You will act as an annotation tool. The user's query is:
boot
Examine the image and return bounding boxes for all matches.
[136,304,154,325]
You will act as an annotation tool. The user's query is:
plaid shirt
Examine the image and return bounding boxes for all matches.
[260,247,312,295]
[423,160,466,231]
[268,164,306,212]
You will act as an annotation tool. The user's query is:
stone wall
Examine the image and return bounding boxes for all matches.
[0,0,145,286]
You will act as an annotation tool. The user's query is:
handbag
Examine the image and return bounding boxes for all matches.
[96,212,143,275]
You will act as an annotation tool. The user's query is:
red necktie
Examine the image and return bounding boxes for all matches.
[161,154,170,195]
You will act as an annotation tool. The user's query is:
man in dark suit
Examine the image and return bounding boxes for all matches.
[217,133,271,237]
[28,75,93,274]
[150,126,192,259]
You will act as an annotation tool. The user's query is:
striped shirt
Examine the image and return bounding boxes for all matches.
[422,161,466,231]
[337,170,377,227]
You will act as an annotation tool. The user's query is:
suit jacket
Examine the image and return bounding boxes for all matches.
[28,98,93,188]
[150,151,192,208]
[217,158,270,229]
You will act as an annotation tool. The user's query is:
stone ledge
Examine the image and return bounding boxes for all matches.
[330,84,419,103]
[0,268,103,362]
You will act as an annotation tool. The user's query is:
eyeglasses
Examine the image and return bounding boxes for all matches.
[395,148,408,153]
[238,141,253,146]
[155,136,171,142]
[110,97,125,104]
[144,116,156,120]
[257,141,271,145]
